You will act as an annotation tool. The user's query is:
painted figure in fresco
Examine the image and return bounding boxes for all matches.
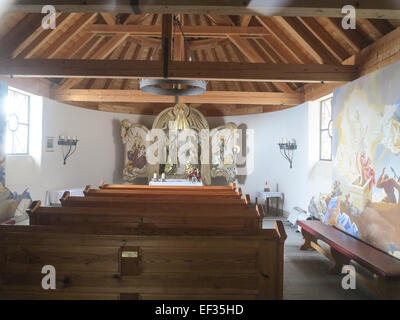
[356,151,375,189]
[127,138,147,170]
[377,168,400,204]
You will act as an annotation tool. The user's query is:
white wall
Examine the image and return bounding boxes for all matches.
[217,102,332,214]
[6,98,154,202]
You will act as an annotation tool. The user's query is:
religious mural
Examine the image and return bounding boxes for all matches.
[210,123,240,183]
[121,121,149,182]
[310,61,400,259]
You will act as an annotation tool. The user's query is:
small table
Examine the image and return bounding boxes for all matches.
[253,191,284,216]
[149,179,203,186]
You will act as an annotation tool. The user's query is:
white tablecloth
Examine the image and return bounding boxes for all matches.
[253,191,284,200]
[45,188,85,206]
[149,179,203,186]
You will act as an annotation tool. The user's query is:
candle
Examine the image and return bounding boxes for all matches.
[153,172,157,179]
[162,173,165,180]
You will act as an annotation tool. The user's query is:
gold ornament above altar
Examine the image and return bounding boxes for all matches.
[121,104,239,185]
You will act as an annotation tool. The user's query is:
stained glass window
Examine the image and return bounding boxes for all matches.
[5,89,30,155]
[320,98,333,161]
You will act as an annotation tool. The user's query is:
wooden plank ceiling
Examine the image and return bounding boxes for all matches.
[0,9,399,116]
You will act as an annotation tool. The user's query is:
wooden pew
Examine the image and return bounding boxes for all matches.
[0,222,286,300]
[84,185,243,199]
[61,191,251,208]
[29,201,263,231]
[99,181,237,192]
[298,220,400,299]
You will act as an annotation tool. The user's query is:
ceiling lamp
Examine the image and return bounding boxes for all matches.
[139,15,207,99]
[140,79,206,96]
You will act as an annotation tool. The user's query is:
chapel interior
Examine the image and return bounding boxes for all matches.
[0,1,400,301]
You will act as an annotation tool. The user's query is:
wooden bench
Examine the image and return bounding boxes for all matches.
[298,220,400,299]
[61,192,251,208]
[99,181,237,192]
[84,185,243,199]
[29,201,263,231]
[0,222,286,300]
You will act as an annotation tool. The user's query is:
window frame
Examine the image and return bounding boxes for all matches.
[6,88,31,156]
[319,97,333,162]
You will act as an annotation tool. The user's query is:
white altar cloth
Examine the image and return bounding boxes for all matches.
[45,187,85,206]
[149,179,203,186]
[253,191,284,200]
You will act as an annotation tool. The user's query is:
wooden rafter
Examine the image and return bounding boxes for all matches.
[276,16,340,64]
[42,13,98,59]
[0,59,358,83]
[59,33,129,89]
[0,13,43,58]
[228,35,294,93]
[303,26,400,100]
[50,89,305,106]
[9,1,400,19]
[14,13,75,58]
[88,24,270,38]
[299,17,349,62]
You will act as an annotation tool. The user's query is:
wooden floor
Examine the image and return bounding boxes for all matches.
[262,217,378,300]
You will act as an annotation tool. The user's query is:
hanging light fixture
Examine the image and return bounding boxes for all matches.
[139,15,207,99]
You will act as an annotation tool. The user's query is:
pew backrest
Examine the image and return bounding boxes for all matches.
[84,185,242,199]
[61,192,251,207]
[99,181,237,192]
[0,222,286,300]
[29,201,263,231]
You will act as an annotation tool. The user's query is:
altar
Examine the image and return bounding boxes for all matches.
[121,103,240,185]
[149,179,203,186]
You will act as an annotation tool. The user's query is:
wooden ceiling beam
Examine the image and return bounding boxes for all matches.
[228,35,294,93]
[0,76,53,98]
[43,13,98,59]
[256,16,314,64]
[15,13,74,58]
[0,59,358,83]
[277,16,341,64]
[88,24,270,38]
[343,26,400,76]
[0,13,43,58]
[59,33,129,89]
[319,17,370,53]
[100,13,116,25]
[50,89,305,106]
[240,16,252,27]
[299,17,349,62]
[9,1,400,19]
[303,26,400,101]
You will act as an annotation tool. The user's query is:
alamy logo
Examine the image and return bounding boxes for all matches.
[41,265,56,290]
[342,5,356,30]
[341,265,356,290]
[42,5,56,30]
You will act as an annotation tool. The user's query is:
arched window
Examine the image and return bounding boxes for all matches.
[320,98,333,161]
[5,89,30,155]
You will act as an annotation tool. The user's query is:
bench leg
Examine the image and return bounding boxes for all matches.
[300,228,317,250]
[329,247,350,274]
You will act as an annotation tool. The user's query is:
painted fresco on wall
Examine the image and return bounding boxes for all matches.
[311,61,400,260]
